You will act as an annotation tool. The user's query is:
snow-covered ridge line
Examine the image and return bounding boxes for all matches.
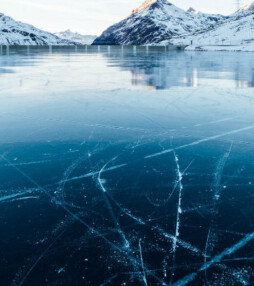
[131,0,158,15]
[93,0,226,45]
[235,2,254,13]
[0,13,75,46]
[55,30,97,45]
[168,1,254,51]
[93,0,254,51]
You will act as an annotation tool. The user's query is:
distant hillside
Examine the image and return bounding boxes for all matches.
[0,13,73,45]
[169,2,254,51]
[55,30,97,45]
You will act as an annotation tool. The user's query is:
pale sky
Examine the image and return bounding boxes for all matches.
[0,0,251,35]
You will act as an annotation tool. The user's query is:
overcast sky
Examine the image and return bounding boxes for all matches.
[0,0,251,35]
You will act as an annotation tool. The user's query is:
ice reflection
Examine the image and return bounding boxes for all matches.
[105,50,254,89]
[0,47,254,91]
[0,47,254,286]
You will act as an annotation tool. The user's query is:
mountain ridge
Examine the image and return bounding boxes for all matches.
[0,13,75,45]
[1,0,254,50]
[93,0,225,45]
[169,1,254,51]
[55,30,97,45]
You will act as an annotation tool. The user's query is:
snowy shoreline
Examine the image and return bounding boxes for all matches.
[184,44,254,52]
[1,44,254,52]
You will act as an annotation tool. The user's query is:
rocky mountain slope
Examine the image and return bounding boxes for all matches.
[55,30,97,45]
[169,2,254,51]
[93,0,226,45]
[0,13,72,45]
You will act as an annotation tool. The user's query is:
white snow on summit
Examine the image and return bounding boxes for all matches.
[236,2,254,13]
[93,0,225,45]
[55,30,97,45]
[169,2,254,51]
[1,0,254,51]
[131,0,158,15]
[0,13,72,45]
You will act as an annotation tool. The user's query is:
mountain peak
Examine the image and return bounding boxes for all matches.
[131,0,170,15]
[55,30,97,45]
[93,0,224,46]
[187,7,196,13]
[0,12,72,45]
[237,2,254,12]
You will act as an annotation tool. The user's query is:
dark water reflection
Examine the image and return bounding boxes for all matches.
[0,47,254,286]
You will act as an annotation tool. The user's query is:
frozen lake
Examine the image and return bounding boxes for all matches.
[1,46,254,286]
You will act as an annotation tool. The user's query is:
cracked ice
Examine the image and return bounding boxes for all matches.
[1,47,254,286]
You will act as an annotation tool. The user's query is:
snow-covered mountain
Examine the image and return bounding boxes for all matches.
[55,30,97,45]
[93,0,225,45]
[0,13,73,45]
[236,2,254,12]
[170,2,254,51]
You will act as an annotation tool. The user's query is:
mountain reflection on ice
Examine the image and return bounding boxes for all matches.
[0,46,254,91]
[1,47,254,286]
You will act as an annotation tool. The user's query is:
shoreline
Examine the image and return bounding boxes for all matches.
[0,44,254,52]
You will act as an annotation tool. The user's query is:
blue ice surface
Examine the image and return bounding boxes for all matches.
[0,46,254,286]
